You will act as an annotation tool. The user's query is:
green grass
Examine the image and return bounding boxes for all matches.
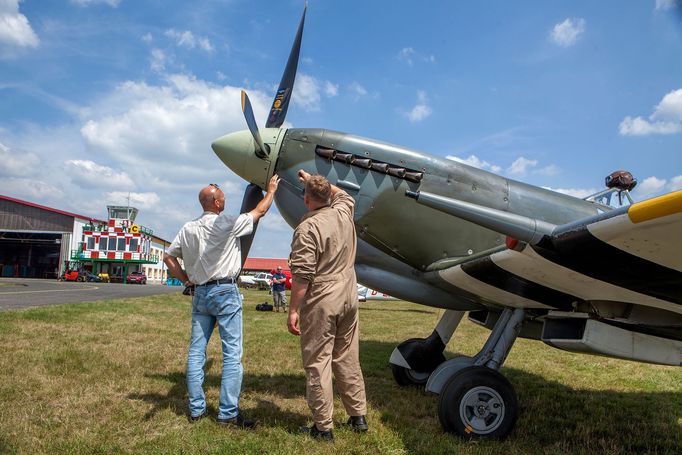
[0,290,680,454]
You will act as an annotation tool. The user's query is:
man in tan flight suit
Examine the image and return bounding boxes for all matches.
[287,170,368,441]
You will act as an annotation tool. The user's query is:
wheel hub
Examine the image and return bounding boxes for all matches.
[459,386,505,434]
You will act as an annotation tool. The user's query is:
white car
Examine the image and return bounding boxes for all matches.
[252,272,273,290]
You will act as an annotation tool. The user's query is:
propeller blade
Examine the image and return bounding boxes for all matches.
[239,183,265,267]
[265,4,307,128]
[241,90,269,158]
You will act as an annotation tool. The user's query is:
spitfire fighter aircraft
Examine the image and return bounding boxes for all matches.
[211,6,682,439]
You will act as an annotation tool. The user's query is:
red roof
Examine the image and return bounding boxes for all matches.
[0,194,107,224]
[243,257,289,272]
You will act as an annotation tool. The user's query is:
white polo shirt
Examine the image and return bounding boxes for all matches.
[167,211,254,285]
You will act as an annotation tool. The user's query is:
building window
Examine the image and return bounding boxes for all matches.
[117,237,126,251]
[99,237,108,251]
[87,237,95,250]
[129,238,139,251]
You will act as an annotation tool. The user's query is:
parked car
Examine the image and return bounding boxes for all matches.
[126,271,147,284]
[61,269,102,282]
[79,270,103,282]
[252,272,273,290]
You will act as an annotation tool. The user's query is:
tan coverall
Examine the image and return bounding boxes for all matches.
[289,191,367,431]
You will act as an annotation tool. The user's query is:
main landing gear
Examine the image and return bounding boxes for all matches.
[389,308,525,439]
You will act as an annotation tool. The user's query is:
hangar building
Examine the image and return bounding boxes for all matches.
[0,194,170,283]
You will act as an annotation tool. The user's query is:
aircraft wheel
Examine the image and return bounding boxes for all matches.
[391,364,430,387]
[438,366,517,439]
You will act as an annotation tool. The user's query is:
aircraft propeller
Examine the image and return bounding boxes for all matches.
[236,4,307,265]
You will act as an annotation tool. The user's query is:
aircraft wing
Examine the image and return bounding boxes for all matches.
[415,190,682,314]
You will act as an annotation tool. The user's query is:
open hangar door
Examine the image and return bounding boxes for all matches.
[0,231,63,278]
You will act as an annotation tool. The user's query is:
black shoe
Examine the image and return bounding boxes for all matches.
[300,424,333,441]
[216,414,258,430]
[188,410,208,423]
[347,415,368,432]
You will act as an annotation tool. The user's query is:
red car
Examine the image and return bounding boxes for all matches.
[126,271,147,284]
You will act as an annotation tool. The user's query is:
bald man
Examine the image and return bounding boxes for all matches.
[164,175,279,428]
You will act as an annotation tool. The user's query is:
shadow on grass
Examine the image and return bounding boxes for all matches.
[128,338,681,453]
[128,360,309,428]
[128,359,216,420]
[358,340,682,453]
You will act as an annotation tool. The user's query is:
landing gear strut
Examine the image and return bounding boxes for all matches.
[390,307,525,439]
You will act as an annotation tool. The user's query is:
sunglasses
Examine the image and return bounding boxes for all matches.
[209,183,220,189]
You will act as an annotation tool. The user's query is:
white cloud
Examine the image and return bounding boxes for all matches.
[636,176,668,198]
[290,74,338,111]
[655,0,680,10]
[150,48,166,72]
[324,81,338,97]
[349,82,367,97]
[446,154,502,174]
[1,71,294,253]
[0,142,40,177]
[164,29,214,53]
[629,175,682,200]
[0,0,39,56]
[550,18,586,47]
[397,47,415,65]
[544,187,599,199]
[619,88,682,136]
[64,160,135,189]
[507,156,538,176]
[71,0,121,6]
[142,33,152,43]
[669,175,682,191]
[405,90,432,123]
[106,191,160,209]
[0,177,64,201]
[397,47,436,66]
[80,74,261,168]
[292,73,320,112]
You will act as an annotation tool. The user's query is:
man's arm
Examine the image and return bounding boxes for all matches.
[249,174,280,222]
[163,253,190,285]
[297,169,343,196]
[287,279,309,336]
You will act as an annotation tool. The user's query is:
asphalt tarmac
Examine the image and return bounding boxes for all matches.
[0,278,182,312]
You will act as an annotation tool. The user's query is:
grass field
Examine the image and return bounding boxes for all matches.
[0,289,680,454]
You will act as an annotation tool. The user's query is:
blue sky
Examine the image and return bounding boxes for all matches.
[1,0,681,258]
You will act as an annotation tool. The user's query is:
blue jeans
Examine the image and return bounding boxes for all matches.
[186,283,243,419]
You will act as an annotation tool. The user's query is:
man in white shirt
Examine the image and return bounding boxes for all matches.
[164,175,280,428]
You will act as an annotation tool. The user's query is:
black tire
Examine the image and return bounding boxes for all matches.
[76,276,84,282]
[391,363,430,387]
[438,366,517,440]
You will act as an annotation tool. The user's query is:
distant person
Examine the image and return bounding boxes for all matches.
[271,266,287,312]
[164,175,280,429]
[287,170,368,441]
